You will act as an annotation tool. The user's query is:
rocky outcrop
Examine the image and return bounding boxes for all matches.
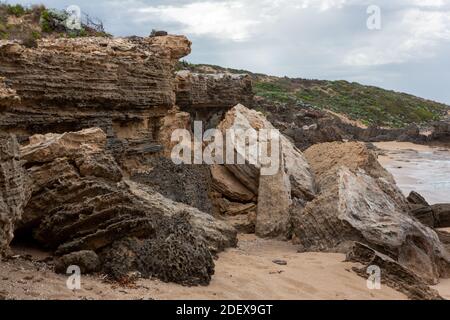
[294,142,450,284]
[0,36,189,111]
[0,35,191,165]
[0,134,30,255]
[16,128,237,284]
[431,204,450,228]
[213,104,315,239]
[176,71,253,110]
[253,98,429,151]
[346,242,443,300]
[304,142,396,190]
[407,191,450,229]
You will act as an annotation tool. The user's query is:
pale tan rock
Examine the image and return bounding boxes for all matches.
[158,107,191,157]
[304,141,396,191]
[256,156,292,239]
[218,104,315,238]
[146,35,192,60]
[210,165,255,202]
[175,71,253,109]
[218,104,315,198]
[215,197,256,216]
[224,211,256,234]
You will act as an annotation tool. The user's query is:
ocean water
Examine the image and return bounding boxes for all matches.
[376,143,450,205]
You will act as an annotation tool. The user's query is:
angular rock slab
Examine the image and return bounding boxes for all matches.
[210,165,255,202]
[218,104,316,238]
[293,166,450,284]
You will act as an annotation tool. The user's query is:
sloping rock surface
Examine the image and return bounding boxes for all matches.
[294,142,450,284]
[176,71,253,110]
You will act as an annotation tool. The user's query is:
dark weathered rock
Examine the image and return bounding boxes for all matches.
[101,212,214,285]
[130,157,214,214]
[0,134,30,255]
[432,204,450,228]
[409,205,436,228]
[16,128,237,285]
[54,250,101,274]
[431,120,450,142]
[150,30,168,37]
[407,191,429,206]
[346,242,443,300]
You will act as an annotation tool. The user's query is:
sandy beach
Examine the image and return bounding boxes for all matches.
[1,235,406,300]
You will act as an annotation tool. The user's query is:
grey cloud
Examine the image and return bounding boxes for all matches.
[13,0,450,104]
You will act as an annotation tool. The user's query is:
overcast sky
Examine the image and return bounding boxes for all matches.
[12,0,450,104]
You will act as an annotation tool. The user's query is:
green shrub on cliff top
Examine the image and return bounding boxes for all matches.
[6,4,26,17]
[256,78,448,128]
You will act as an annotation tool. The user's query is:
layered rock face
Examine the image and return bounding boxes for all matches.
[294,142,450,285]
[0,36,191,158]
[176,71,253,110]
[0,134,30,255]
[16,127,237,284]
[0,37,256,216]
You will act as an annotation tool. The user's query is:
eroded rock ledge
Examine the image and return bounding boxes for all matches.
[13,127,237,285]
[0,35,194,170]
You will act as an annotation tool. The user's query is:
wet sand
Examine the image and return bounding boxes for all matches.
[375,142,450,204]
